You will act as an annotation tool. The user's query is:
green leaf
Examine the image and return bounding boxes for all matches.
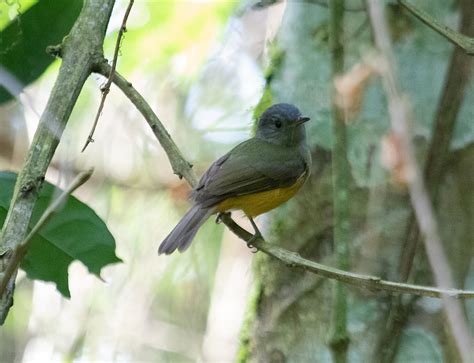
[0,0,83,103]
[0,172,121,297]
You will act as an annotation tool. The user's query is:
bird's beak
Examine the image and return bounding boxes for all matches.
[295,116,311,126]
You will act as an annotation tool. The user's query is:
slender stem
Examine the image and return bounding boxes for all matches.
[329,0,350,361]
[82,0,134,152]
[0,170,93,297]
[367,1,473,361]
[399,0,474,55]
[0,0,115,325]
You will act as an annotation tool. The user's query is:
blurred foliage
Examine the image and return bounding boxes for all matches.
[0,0,83,103]
[109,0,237,82]
[0,172,121,297]
[154,215,224,329]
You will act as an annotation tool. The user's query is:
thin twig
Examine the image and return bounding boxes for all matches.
[399,0,474,55]
[93,64,474,301]
[328,0,350,361]
[367,1,473,361]
[0,169,93,298]
[81,0,135,152]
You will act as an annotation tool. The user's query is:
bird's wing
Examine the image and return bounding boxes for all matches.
[192,138,307,208]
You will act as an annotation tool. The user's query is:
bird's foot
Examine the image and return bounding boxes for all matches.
[245,216,263,253]
[246,231,262,253]
[215,212,231,224]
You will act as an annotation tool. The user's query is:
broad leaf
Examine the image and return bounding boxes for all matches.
[0,172,121,297]
[0,0,83,103]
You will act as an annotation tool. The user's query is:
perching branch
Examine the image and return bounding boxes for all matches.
[0,0,115,324]
[82,0,134,152]
[220,214,474,299]
[0,170,93,298]
[328,0,350,361]
[399,0,474,55]
[367,1,473,362]
[92,62,474,301]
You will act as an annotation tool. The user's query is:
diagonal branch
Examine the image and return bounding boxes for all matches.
[399,0,474,318]
[220,214,474,299]
[94,61,196,185]
[399,0,474,55]
[93,62,474,301]
[367,1,473,361]
[375,1,474,360]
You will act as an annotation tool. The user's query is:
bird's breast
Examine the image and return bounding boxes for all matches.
[216,172,307,217]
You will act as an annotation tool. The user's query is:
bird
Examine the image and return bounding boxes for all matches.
[158,103,311,255]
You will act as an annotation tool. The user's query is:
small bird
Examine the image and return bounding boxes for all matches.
[159,103,311,255]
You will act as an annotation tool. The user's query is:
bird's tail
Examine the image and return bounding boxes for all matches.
[158,205,214,255]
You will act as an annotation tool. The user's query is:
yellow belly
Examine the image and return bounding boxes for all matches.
[216,174,307,217]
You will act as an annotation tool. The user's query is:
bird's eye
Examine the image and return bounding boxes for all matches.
[275,120,282,128]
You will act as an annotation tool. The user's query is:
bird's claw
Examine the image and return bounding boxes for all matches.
[247,244,258,253]
[216,212,231,224]
[246,232,261,253]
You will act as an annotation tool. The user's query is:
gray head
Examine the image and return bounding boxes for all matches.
[255,103,310,147]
